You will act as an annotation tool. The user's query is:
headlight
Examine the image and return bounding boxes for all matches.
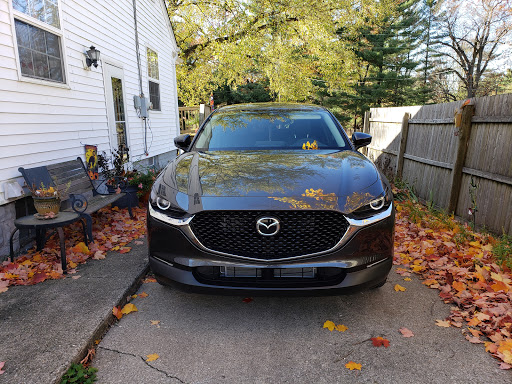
[156,196,171,210]
[352,189,392,218]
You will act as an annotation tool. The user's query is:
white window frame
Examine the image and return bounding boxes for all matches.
[146,45,161,112]
[9,0,70,88]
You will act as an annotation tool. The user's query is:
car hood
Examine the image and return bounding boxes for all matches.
[157,150,385,213]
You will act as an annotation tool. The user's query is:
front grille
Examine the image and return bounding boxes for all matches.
[189,210,349,260]
[193,266,346,288]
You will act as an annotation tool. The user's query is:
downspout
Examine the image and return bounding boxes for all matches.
[133,0,144,98]
[133,0,149,156]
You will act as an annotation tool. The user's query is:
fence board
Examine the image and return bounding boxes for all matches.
[367,93,512,236]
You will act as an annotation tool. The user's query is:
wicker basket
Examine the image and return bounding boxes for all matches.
[33,197,61,215]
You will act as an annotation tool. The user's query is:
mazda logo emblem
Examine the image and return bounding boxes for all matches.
[256,217,280,236]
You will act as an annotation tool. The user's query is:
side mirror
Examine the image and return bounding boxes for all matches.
[174,134,192,151]
[351,132,372,150]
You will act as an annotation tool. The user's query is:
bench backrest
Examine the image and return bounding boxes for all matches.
[19,158,95,202]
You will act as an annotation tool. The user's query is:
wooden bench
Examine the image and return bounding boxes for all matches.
[19,158,133,243]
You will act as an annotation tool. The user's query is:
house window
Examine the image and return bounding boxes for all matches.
[14,19,65,83]
[147,48,160,111]
[13,0,60,28]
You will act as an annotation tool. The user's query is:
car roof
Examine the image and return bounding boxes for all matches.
[215,103,327,113]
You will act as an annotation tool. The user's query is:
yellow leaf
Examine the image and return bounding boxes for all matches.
[469,241,481,248]
[21,260,33,266]
[335,324,348,332]
[146,353,159,362]
[482,244,493,252]
[411,265,424,273]
[121,303,138,315]
[404,278,412,281]
[345,361,362,371]
[68,261,77,269]
[323,320,335,331]
[111,246,120,251]
[131,294,138,299]
[394,284,406,292]
[396,205,402,212]
[150,320,160,326]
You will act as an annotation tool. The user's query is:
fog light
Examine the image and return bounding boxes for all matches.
[370,197,385,210]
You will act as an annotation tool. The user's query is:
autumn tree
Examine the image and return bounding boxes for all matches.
[432,0,512,98]
[166,0,399,105]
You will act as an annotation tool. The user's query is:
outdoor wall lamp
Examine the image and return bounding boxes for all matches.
[85,46,100,68]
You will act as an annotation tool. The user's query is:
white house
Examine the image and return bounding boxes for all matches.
[0,0,180,256]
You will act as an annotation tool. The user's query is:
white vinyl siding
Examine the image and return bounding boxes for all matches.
[0,0,179,203]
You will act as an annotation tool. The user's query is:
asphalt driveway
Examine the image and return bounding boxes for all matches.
[93,267,510,384]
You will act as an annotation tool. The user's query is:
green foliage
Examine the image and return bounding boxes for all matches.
[127,167,159,198]
[61,364,97,384]
[493,234,512,270]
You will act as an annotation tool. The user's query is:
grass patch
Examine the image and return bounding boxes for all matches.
[493,234,512,270]
[61,364,97,384]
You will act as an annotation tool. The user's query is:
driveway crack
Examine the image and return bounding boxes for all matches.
[98,346,187,383]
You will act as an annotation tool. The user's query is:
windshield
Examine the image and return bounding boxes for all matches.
[193,109,349,151]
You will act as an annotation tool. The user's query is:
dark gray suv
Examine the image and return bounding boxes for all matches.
[147,103,394,293]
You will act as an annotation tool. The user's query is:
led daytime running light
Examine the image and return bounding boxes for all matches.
[156,197,171,210]
[370,196,385,210]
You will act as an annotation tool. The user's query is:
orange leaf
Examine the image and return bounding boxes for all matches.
[112,306,123,320]
[139,292,149,298]
[119,247,132,254]
[150,320,160,326]
[394,284,406,292]
[371,337,390,347]
[467,317,481,327]
[491,281,509,293]
[452,281,466,292]
[121,303,138,315]
[335,324,348,332]
[345,361,362,371]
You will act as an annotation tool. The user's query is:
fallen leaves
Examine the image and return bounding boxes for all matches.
[146,354,159,362]
[393,194,512,367]
[242,297,253,303]
[112,306,123,320]
[138,292,149,298]
[150,320,160,326]
[394,284,406,292]
[345,361,362,371]
[0,361,4,374]
[399,328,414,338]
[371,337,390,348]
[323,321,348,332]
[121,303,138,315]
[435,320,451,328]
[0,207,147,292]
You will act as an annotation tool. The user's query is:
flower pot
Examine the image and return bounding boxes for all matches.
[33,197,61,215]
[107,185,139,208]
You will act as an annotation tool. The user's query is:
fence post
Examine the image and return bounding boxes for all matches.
[396,112,411,179]
[362,111,371,156]
[448,103,475,213]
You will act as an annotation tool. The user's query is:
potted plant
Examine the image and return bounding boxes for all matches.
[29,183,61,217]
[127,167,159,204]
[97,148,139,208]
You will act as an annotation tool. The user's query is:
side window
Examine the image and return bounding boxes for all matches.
[147,48,160,111]
[12,0,65,84]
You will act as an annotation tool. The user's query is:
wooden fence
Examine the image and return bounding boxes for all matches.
[179,105,211,135]
[363,93,512,236]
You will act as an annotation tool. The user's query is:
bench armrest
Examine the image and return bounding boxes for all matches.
[70,194,89,213]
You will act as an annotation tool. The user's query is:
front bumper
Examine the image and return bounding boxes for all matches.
[147,205,395,293]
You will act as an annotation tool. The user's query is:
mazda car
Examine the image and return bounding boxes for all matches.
[147,103,394,293]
